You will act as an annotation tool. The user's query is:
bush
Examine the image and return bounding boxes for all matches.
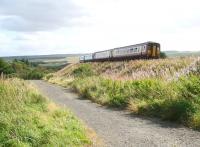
[178,75,200,100]
[0,58,15,74]
[160,52,167,58]
[26,70,44,80]
[45,74,54,80]
[161,99,195,122]
[0,58,53,80]
[73,64,95,78]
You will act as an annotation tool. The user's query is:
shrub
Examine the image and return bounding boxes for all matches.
[26,70,44,80]
[160,52,167,58]
[72,64,95,78]
[0,58,15,74]
[178,75,200,100]
[0,58,54,80]
[190,111,200,129]
[45,74,54,80]
[161,99,195,122]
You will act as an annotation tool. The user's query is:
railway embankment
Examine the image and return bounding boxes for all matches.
[45,56,200,130]
[32,80,200,147]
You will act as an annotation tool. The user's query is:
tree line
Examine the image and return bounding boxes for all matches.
[0,58,46,79]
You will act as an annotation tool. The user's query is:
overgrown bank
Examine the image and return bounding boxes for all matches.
[46,57,200,130]
[71,75,200,129]
[0,78,91,146]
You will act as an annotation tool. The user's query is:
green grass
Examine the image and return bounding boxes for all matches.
[70,75,200,129]
[72,64,95,78]
[0,78,91,147]
[46,57,200,130]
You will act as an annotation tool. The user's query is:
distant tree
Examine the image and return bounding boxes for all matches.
[0,58,6,74]
[160,52,167,58]
[13,59,18,62]
[20,58,30,65]
[0,58,15,74]
[0,58,50,80]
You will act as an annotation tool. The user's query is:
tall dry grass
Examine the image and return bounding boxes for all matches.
[91,57,199,81]
[50,57,199,81]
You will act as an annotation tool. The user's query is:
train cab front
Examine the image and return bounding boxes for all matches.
[147,42,160,59]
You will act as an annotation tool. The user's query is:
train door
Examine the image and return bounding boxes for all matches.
[152,45,156,57]
[147,44,152,57]
[156,45,160,58]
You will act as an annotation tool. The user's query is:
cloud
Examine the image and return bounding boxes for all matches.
[0,0,87,32]
[0,0,200,56]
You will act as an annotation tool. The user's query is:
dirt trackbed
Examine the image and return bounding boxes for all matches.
[32,80,200,147]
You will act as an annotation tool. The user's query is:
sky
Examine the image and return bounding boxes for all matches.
[0,0,200,56]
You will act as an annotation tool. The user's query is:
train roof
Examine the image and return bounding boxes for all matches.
[94,41,160,54]
[115,41,160,49]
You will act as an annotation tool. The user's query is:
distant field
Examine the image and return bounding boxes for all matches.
[2,54,81,61]
[2,54,83,68]
[2,50,200,68]
[165,51,200,57]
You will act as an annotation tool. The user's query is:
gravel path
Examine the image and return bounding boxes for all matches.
[32,80,200,147]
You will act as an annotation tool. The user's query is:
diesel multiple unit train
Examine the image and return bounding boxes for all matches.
[80,41,160,62]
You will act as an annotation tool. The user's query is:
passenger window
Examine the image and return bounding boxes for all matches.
[134,48,137,52]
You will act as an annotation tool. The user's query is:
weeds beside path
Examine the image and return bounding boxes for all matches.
[33,80,200,147]
[46,58,200,130]
[0,79,91,147]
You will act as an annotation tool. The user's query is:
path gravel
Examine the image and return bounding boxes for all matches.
[32,80,200,147]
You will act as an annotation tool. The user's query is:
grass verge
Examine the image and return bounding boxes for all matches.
[46,60,200,130]
[0,78,91,147]
[70,75,200,130]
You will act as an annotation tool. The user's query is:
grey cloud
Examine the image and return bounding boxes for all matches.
[13,34,30,41]
[0,0,87,32]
